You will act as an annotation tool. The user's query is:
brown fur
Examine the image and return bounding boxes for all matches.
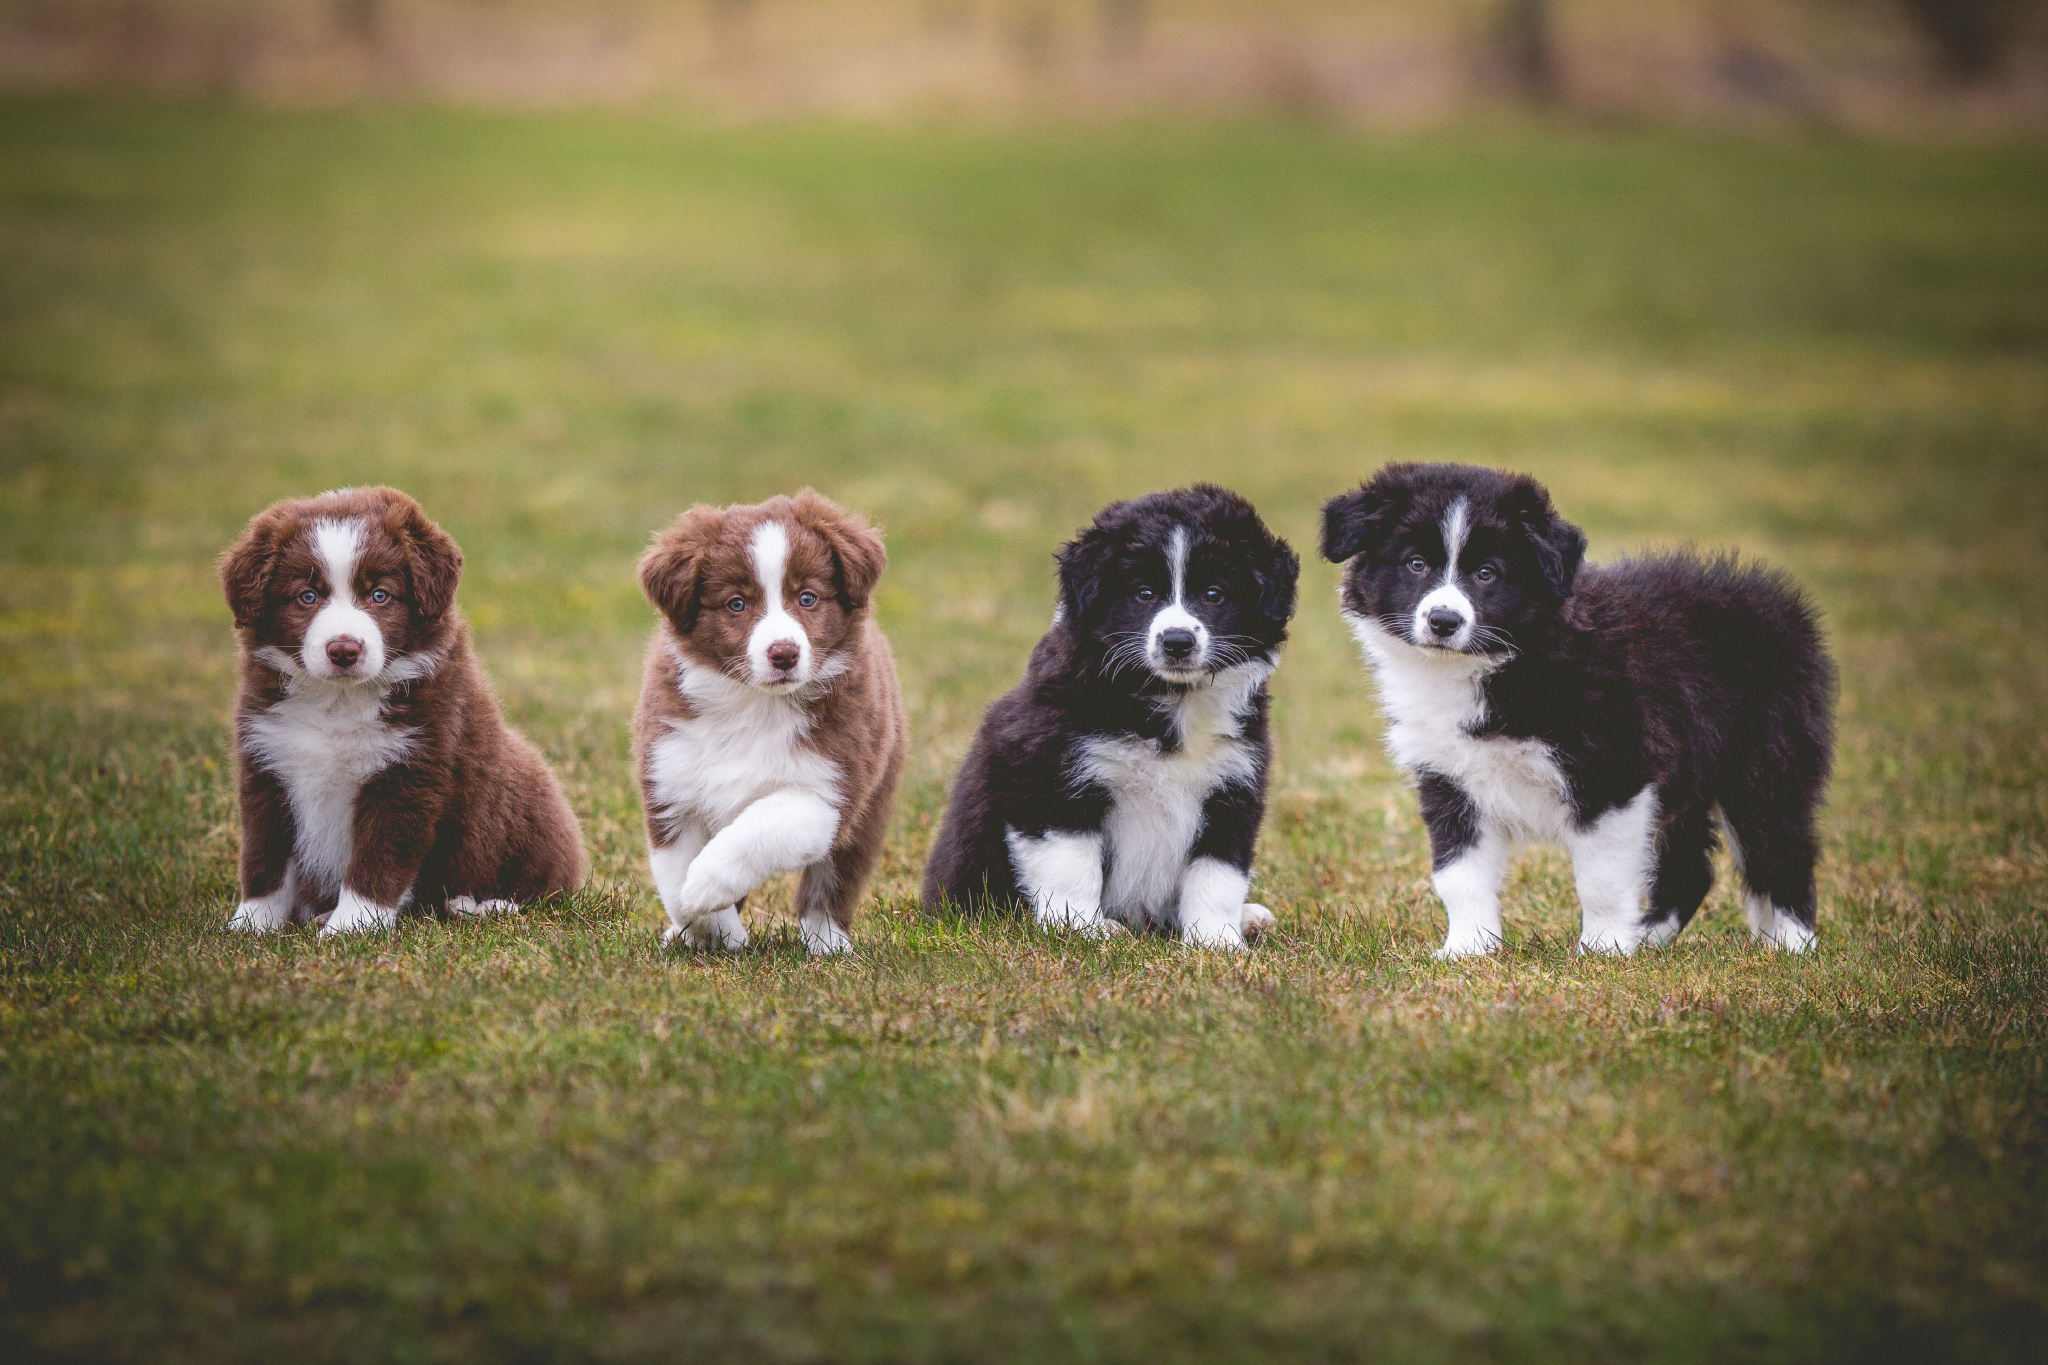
[219,486,585,927]
[632,489,906,943]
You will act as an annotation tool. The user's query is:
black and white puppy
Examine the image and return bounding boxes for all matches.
[923,485,1300,949]
[1321,463,1835,958]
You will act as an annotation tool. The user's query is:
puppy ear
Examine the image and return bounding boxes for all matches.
[639,505,723,632]
[1320,470,1412,563]
[792,488,887,611]
[1505,478,1586,599]
[1055,525,1112,623]
[1255,537,1300,622]
[219,505,296,630]
[383,492,463,624]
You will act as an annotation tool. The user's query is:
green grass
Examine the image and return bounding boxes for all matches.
[3,99,2046,1361]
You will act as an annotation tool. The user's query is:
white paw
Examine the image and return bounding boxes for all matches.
[1576,930,1642,957]
[664,906,749,952]
[1240,902,1275,938]
[321,888,398,936]
[674,855,752,920]
[227,894,292,934]
[1746,896,1816,953]
[1035,905,1117,938]
[1432,931,1501,960]
[800,912,851,956]
[1182,918,1249,951]
[448,896,521,919]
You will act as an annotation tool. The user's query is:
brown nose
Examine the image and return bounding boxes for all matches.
[326,636,364,669]
[766,640,801,672]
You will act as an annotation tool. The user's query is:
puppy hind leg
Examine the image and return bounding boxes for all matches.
[1723,804,1819,953]
[1641,801,1715,949]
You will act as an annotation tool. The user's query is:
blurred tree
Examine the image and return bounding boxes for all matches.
[1897,0,2028,83]
[1495,0,1557,102]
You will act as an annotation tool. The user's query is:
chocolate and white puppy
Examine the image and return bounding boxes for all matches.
[219,486,586,935]
[1321,462,1835,958]
[923,484,1299,949]
[633,490,906,955]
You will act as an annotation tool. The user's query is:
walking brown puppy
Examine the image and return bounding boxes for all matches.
[219,486,586,935]
[633,489,906,954]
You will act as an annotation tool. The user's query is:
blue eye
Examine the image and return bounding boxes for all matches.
[797,591,819,609]
[727,597,747,613]
[298,589,319,605]
[370,588,391,604]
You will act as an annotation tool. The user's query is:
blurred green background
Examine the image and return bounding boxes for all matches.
[2,97,2045,1360]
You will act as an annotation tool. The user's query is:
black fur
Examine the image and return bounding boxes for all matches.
[1321,461,1836,941]
[923,484,1299,924]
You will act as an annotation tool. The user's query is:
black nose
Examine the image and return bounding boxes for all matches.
[1159,627,1198,661]
[1426,608,1465,640]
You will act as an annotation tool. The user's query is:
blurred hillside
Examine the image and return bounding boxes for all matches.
[1,0,2044,126]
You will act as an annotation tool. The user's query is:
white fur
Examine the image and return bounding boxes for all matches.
[321,886,396,936]
[799,913,853,956]
[1746,895,1816,953]
[1345,611,1666,957]
[1007,827,1109,934]
[241,676,417,911]
[1410,498,1477,652]
[228,861,300,933]
[302,519,387,680]
[1176,856,1250,950]
[745,520,816,689]
[645,650,846,951]
[1145,525,1212,680]
[446,896,519,919]
[1073,659,1269,940]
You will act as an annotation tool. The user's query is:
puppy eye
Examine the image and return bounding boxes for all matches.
[797,591,819,609]
[1406,556,1429,575]
[727,597,747,613]
[298,589,319,605]
[369,587,392,604]
[1473,565,1497,584]
[1135,587,1156,602]
[1202,586,1224,603]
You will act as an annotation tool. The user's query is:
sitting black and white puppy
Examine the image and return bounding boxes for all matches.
[923,485,1299,949]
[1321,462,1835,958]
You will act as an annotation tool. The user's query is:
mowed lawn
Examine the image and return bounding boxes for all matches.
[2,99,2045,1362]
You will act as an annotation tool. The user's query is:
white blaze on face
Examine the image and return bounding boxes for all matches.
[1146,525,1211,678]
[301,518,386,680]
[1412,496,1477,652]
[746,519,813,688]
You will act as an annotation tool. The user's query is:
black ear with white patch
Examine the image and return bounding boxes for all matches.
[1320,470,1413,564]
[1505,478,1587,599]
[1255,536,1301,622]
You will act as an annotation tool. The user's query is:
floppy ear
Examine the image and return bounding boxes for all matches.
[1254,536,1301,622]
[792,488,887,612]
[382,492,463,624]
[1504,479,1586,599]
[219,504,297,630]
[1320,471,1411,564]
[1055,524,1114,623]
[639,505,723,632]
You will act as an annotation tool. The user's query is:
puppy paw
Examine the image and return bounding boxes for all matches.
[1432,932,1500,961]
[800,912,852,956]
[1239,902,1275,938]
[664,906,749,952]
[448,896,521,920]
[321,889,397,936]
[1182,918,1249,951]
[227,895,292,934]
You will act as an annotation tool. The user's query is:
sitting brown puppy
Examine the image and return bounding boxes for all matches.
[633,489,906,954]
[219,486,586,935]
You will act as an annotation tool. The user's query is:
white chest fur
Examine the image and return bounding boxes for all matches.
[645,655,842,834]
[1347,614,1572,844]
[1074,663,1265,922]
[242,682,417,894]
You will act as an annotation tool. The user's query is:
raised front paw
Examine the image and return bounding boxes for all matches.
[663,906,749,953]
[320,888,398,936]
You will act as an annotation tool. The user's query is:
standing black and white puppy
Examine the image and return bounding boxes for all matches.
[923,485,1300,949]
[1320,462,1836,958]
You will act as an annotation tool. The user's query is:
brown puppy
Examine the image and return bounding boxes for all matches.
[219,486,586,935]
[633,489,906,954]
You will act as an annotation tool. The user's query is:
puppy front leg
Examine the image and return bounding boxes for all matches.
[1177,857,1252,951]
[229,762,297,933]
[325,765,442,936]
[648,820,748,951]
[1419,773,1507,959]
[1569,786,1660,956]
[672,790,841,926]
[1006,828,1110,936]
